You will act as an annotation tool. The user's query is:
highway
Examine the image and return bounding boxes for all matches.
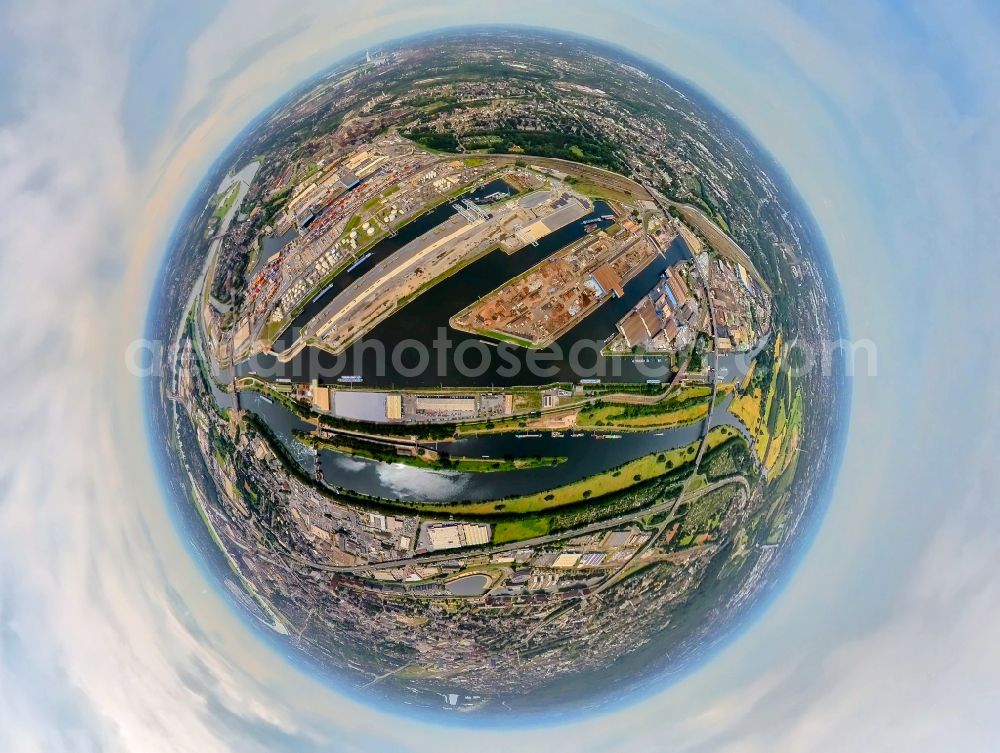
[287,475,749,577]
[490,152,653,202]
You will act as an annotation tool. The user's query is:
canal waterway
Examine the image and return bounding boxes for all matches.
[234,387,749,504]
[237,190,697,387]
[220,181,762,503]
[251,227,299,276]
[269,178,517,351]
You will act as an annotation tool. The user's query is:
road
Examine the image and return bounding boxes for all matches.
[664,198,768,293]
[272,211,486,361]
[287,475,749,576]
[491,153,652,202]
[644,184,720,468]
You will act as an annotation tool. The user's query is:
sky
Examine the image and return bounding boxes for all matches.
[1,1,999,751]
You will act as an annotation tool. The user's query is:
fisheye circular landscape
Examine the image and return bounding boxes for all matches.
[147,28,848,716]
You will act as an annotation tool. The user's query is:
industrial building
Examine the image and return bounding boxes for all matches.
[424,522,491,551]
[385,394,402,420]
[415,395,477,414]
[311,385,331,412]
[592,263,624,298]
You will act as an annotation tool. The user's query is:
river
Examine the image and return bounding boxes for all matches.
[223,177,758,502]
[236,388,749,504]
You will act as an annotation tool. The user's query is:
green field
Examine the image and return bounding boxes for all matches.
[494,517,551,544]
[576,397,710,430]
[419,425,738,516]
[212,183,240,220]
[300,433,566,474]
